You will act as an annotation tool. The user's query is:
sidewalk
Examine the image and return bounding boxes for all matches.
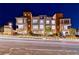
[0,35,79,42]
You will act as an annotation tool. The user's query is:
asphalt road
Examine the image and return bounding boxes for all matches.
[0,38,79,55]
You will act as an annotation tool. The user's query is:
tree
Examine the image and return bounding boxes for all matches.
[68,28,76,36]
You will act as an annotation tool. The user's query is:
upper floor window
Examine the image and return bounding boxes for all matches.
[64,20,70,24]
[46,20,50,24]
[32,19,38,23]
[16,18,23,24]
[51,20,55,24]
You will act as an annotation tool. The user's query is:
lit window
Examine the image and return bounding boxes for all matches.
[46,20,50,24]
[40,20,44,24]
[40,25,44,30]
[16,18,23,23]
[24,14,26,16]
[9,23,12,26]
[52,26,55,29]
[33,19,38,23]
[64,25,68,30]
[33,25,38,30]
[18,25,24,29]
[51,20,55,24]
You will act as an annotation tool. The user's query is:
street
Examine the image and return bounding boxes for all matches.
[0,38,79,55]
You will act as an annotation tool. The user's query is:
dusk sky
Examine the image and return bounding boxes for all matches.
[0,3,79,29]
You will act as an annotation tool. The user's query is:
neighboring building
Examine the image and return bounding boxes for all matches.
[53,13,64,35]
[60,18,71,36]
[16,17,28,34]
[23,11,32,34]
[3,22,13,35]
